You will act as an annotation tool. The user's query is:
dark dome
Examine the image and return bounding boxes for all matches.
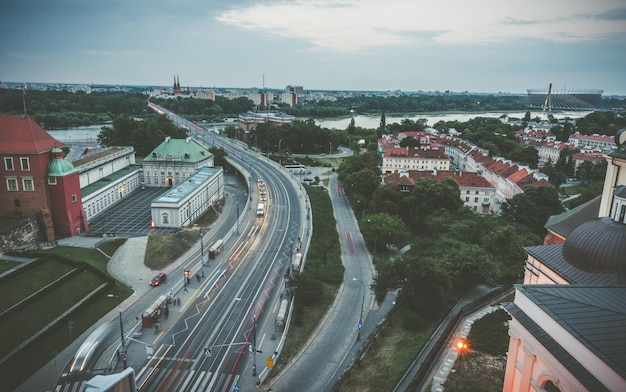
[562,218,626,274]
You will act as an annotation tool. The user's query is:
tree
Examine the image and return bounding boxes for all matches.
[361,213,412,252]
[378,112,386,138]
[399,136,420,149]
[347,117,356,134]
[374,254,452,317]
[501,186,563,235]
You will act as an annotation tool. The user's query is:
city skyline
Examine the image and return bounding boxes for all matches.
[2,0,626,95]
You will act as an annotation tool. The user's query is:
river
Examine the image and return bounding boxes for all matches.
[314,110,592,130]
[46,111,592,141]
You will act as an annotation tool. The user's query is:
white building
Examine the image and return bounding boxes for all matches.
[151,166,224,228]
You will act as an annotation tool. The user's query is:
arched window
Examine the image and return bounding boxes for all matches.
[543,381,561,392]
[162,213,169,224]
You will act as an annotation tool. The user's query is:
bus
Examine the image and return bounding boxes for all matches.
[208,239,224,260]
[292,252,302,273]
[257,202,265,216]
[275,299,289,331]
[285,164,306,174]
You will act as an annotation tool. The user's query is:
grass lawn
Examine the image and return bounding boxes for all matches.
[0,239,131,390]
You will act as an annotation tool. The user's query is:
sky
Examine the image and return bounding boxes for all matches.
[1,0,626,95]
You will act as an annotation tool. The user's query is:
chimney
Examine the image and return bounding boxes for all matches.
[165,136,171,143]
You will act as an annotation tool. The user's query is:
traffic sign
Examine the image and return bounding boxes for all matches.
[233,385,240,392]
[358,321,362,330]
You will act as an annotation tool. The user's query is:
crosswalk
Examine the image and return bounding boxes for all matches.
[54,368,241,392]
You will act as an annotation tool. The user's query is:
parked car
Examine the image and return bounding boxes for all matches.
[150,272,167,286]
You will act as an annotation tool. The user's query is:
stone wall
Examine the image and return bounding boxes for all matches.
[0,215,45,253]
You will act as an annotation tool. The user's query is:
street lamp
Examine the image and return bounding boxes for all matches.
[118,306,127,368]
[235,196,240,235]
[199,229,205,278]
[352,278,365,340]
[279,139,282,166]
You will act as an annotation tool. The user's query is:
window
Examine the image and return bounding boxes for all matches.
[474,197,479,203]
[543,381,561,392]
[48,177,57,185]
[23,178,34,191]
[20,157,30,171]
[7,178,18,191]
[162,212,169,224]
[72,194,77,203]
[465,197,470,202]
[4,157,14,171]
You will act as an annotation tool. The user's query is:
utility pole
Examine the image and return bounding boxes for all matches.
[252,315,257,377]
[119,307,127,368]
[200,229,205,278]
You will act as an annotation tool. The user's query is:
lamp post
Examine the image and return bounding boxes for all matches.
[235,196,240,235]
[329,141,332,155]
[118,307,127,368]
[252,314,258,377]
[199,229,205,278]
[279,139,282,166]
[352,278,365,340]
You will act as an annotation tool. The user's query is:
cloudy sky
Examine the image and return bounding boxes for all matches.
[1,0,625,95]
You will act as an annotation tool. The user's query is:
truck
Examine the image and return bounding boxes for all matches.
[275,299,289,330]
[291,253,302,273]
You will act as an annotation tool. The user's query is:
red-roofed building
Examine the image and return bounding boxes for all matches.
[568,132,615,150]
[381,146,450,174]
[0,115,89,241]
[384,170,496,213]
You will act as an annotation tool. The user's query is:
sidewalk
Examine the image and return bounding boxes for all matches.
[15,193,237,392]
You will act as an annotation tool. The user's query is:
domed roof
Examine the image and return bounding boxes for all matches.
[48,148,77,177]
[562,217,626,274]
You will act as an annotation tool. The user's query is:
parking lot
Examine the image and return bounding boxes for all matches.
[87,186,180,237]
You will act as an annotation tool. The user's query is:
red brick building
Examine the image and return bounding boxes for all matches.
[0,115,89,240]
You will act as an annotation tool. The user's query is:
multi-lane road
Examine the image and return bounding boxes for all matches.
[131,104,306,391]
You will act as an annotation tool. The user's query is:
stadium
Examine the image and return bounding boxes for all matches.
[527,83,603,111]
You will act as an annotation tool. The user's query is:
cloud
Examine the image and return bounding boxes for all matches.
[216,0,626,50]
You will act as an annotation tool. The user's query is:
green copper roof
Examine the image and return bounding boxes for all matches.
[143,137,212,163]
[48,148,78,176]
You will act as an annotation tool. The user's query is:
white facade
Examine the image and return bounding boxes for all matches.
[75,147,136,188]
[151,166,224,228]
[81,169,142,221]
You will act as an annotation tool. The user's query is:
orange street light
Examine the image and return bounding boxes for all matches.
[456,339,468,352]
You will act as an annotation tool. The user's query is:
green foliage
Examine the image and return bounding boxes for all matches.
[575,111,626,136]
[360,212,412,251]
[0,88,149,127]
[337,150,382,202]
[98,114,187,156]
[399,136,421,148]
[288,186,344,301]
[435,117,538,167]
[467,309,511,356]
[501,186,563,235]
[208,146,228,167]
[151,96,254,118]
